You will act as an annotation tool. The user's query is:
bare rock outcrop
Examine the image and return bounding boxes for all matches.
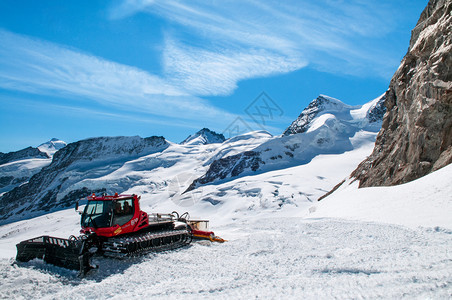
[352,0,452,187]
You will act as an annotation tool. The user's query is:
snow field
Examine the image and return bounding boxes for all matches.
[0,161,450,298]
[0,218,450,299]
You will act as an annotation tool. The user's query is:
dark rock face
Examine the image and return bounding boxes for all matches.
[0,136,168,224]
[0,147,49,165]
[186,151,263,192]
[352,0,452,187]
[0,176,27,189]
[366,95,387,124]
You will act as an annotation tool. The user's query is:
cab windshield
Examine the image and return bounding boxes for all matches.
[81,198,134,228]
[81,200,113,228]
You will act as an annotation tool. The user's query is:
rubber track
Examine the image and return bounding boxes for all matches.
[102,229,191,258]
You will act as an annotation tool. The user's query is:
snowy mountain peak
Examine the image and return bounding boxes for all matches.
[181,128,226,145]
[317,94,349,108]
[283,94,386,136]
[283,95,352,136]
[38,138,67,157]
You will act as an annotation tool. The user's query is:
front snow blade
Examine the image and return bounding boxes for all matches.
[16,235,95,276]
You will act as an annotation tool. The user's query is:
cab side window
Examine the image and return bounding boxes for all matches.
[113,199,134,226]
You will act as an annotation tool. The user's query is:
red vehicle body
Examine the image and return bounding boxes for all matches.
[79,193,150,237]
[17,193,225,276]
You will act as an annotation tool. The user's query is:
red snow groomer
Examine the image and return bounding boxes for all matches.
[16,193,225,275]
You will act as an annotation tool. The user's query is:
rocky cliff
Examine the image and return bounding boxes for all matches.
[352,0,452,187]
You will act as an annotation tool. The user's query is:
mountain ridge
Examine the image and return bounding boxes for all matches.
[0,94,385,225]
[0,147,49,166]
[185,94,386,192]
[0,139,64,197]
[0,136,168,224]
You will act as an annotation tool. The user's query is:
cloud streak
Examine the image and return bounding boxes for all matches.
[111,0,403,82]
[164,38,307,96]
[0,1,410,145]
[0,29,234,123]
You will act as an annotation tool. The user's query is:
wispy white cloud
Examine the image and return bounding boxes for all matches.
[1,0,402,124]
[163,38,307,96]
[110,0,402,81]
[0,0,407,144]
[0,29,234,123]
[0,28,293,138]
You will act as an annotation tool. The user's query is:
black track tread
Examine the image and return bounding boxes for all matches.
[102,229,191,258]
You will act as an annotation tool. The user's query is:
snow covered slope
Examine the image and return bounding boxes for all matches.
[0,94,385,225]
[159,131,379,225]
[0,155,450,299]
[0,131,274,225]
[309,163,452,229]
[0,139,67,197]
[0,158,50,197]
[0,93,450,298]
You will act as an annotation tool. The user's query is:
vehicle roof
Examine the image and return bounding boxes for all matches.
[86,194,137,201]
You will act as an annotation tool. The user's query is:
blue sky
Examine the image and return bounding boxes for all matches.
[0,0,427,152]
